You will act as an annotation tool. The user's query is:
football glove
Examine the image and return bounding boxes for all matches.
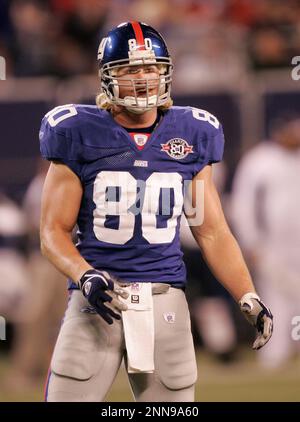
[79,269,129,325]
[239,292,273,350]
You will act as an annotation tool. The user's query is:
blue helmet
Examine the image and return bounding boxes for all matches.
[97,21,173,113]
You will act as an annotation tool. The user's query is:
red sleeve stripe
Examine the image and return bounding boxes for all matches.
[131,21,145,50]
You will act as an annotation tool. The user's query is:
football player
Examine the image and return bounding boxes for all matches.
[40,22,273,402]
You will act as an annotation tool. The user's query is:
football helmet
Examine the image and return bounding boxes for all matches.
[97,21,173,113]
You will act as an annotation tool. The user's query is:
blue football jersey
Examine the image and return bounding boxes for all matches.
[39,104,225,288]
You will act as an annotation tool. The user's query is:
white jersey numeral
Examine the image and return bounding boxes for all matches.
[191,107,219,129]
[93,171,137,245]
[45,104,77,127]
[142,172,183,243]
[93,171,183,245]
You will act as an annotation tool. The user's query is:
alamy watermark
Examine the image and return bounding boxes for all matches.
[93,173,205,227]
[291,56,300,81]
[0,56,6,80]
[0,316,6,340]
[291,316,300,341]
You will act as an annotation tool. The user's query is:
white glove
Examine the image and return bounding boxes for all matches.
[239,292,273,350]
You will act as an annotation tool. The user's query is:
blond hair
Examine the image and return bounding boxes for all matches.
[95,92,173,112]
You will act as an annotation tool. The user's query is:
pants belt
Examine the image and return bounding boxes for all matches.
[151,283,170,295]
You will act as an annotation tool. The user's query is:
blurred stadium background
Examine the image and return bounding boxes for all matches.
[1,0,300,402]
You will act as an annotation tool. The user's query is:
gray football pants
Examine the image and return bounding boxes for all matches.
[45,285,197,402]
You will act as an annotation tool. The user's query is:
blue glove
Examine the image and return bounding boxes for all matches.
[239,292,273,350]
[79,269,128,325]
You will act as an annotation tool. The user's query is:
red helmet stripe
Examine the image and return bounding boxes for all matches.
[131,21,145,50]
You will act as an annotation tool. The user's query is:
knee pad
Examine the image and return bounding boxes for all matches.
[155,328,197,390]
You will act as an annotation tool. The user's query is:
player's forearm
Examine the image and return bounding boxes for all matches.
[196,227,256,302]
[40,228,92,282]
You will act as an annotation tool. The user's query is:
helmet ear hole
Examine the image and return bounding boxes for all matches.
[101,77,112,100]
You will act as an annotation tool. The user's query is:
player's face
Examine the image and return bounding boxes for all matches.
[115,64,161,99]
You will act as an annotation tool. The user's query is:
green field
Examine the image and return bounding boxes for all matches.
[1,350,299,402]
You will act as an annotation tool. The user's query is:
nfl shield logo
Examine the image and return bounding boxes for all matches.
[163,312,176,324]
[131,283,140,292]
[133,134,148,147]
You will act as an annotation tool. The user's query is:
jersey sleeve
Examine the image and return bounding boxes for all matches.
[193,118,225,176]
[205,123,225,164]
[39,107,83,178]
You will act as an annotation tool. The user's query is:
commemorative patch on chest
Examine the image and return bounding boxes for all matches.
[160,138,193,159]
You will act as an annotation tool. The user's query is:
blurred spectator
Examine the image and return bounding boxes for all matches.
[1,0,300,78]
[5,160,67,389]
[248,26,291,70]
[173,24,248,91]
[231,117,300,368]
[57,0,109,75]
[247,0,299,70]
[0,0,12,40]
[224,0,259,28]
[63,0,108,49]
[8,0,59,76]
[0,0,14,76]
[52,36,93,77]
[125,0,172,30]
[0,192,28,322]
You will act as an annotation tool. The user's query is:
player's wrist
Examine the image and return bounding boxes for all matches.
[78,269,94,291]
[76,267,94,288]
[239,292,260,306]
[78,269,115,297]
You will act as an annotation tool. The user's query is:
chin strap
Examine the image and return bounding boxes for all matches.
[123,95,158,114]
